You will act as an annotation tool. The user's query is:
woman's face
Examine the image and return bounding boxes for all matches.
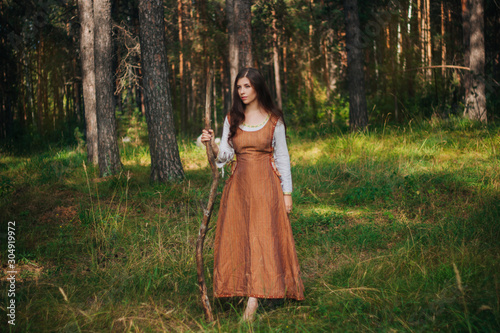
[236,77,257,106]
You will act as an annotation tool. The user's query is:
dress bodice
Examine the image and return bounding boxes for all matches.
[216,113,292,194]
[231,115,277,159]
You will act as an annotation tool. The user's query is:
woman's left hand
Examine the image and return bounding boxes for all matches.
[284,195,292,214]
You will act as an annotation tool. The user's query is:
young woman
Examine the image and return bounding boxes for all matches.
[201,67,304,322]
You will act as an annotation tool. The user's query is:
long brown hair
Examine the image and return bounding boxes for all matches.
[227,68,285,143]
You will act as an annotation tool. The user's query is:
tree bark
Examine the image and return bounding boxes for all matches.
[178,0,187,132]
[94,0,122,176]
[227,0,238,95]
[72,55,82,124]
[325,29,337,99]
[227,0,252,94]
[237,0,253,68]
[425,0,432,78]
[466,0,486,122]
[308,0,314,115]
[42,39,49,132]
[343,0,368,130]
[37,35,43,134]
[138,0,185,182]
[441,1,446,77]
[71,25,82,124]
[404,1,413,97]
[417,0,422,71]
[283,37,287,95]
[18,55,26,128]
[53,70,64,127]
[221,57,231,116]
[272,8,282,110]
[213,60,218,133]
[462,0,471,106]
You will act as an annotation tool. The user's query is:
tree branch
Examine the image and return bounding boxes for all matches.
[401,65,470,72]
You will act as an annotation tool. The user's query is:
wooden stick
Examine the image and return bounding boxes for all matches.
[400,65,470,72]
[196,67,217,323]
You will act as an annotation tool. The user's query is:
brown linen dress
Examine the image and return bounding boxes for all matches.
[213,114,305,300]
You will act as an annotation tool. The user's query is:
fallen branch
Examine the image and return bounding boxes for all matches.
[196,67,217,323]
[400,65,470,72]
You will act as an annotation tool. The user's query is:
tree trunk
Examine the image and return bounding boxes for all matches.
[283,37,287,96]
[94,0,122,176]
[373,40,379,89]
[53,70,64,127]
[184,0,193,129]
[115,49,123,115]
[0,68,4,140]
[405,0,414,97]
[441,1,446,77]
[213,60,218,133]
[1,63,9,140]
[139,81,146,115]
[343,0,368,130]
[417,0,422,72]
[42,40,50,132]
[178,0,187,132]
[466,0,486,122]
[188,60,195,129]
[37,35,43,134]
[308,0,314,116]
[72,56,81,124]
[236,0,253,68]
[138,0,185,181]
[2,65,14,141]
[227,0,238,95]
[221,57,231,116]
[272,8,282,110]
[18,52,26,128]
[462,0,471,105]
[425,0,432,78]
[325,29,337,99]
[396,16,401,67]
[391,20,398,122]
[72,32,82,124]
[171,62,177,122]
[27,53,35,127]
[227,0,252,94]
[64,83,70,122]
[79,0,98,164]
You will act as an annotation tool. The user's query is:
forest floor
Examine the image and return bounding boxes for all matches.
[1,116,499,332]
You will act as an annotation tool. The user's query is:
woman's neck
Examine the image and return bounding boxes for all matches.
[244,101,267,116]
[243,102,269,126]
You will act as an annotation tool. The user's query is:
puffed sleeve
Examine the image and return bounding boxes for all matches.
[272,119,293,194]
[215,116,235,169]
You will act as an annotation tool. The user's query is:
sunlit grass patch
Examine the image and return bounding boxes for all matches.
[179,139,210,172]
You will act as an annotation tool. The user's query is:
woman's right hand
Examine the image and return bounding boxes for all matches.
[201,129,214,143]
[201,129,219,156]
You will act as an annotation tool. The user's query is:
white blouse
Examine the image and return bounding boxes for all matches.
[215,115,293,194]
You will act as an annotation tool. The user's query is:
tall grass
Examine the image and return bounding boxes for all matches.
[0,117,499,332]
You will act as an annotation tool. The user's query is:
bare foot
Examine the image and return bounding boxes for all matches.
[242,297,258,322]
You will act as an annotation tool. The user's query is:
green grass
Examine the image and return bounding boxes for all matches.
[1,117,499,332]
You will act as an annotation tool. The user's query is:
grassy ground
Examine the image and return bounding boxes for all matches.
[1,117,499,332]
